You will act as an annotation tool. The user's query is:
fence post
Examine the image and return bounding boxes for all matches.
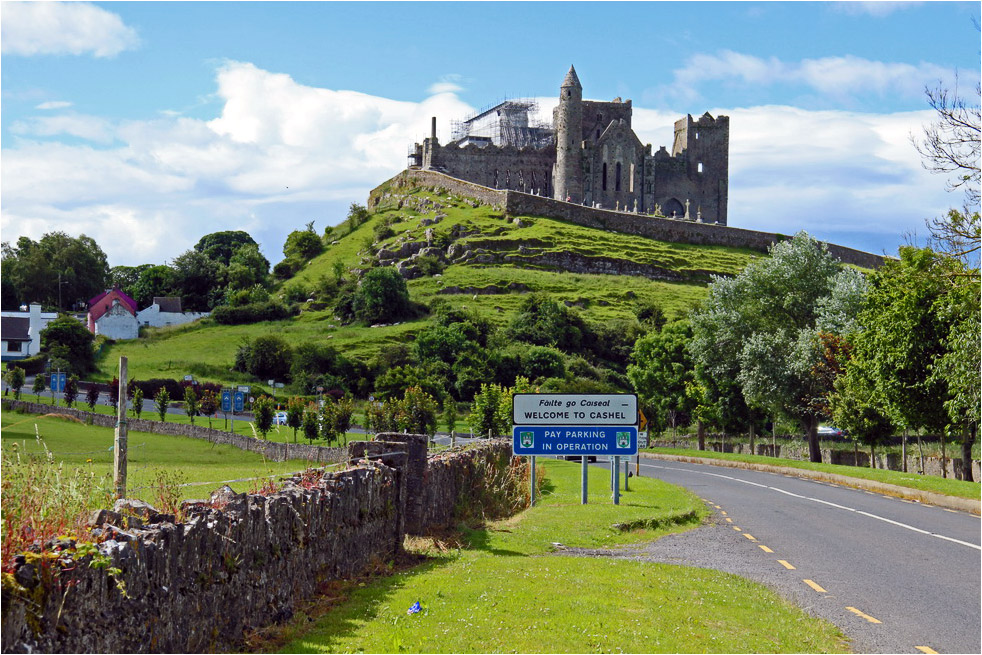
[113,357,128,498]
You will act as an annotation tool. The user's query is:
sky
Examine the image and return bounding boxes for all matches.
[1,1,979,268]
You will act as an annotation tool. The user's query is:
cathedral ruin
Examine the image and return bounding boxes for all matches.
[409,66,729,224]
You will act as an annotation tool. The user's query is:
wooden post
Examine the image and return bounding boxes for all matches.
[113,357,128,499]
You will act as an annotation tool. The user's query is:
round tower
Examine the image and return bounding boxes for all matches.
[554,65,583,202]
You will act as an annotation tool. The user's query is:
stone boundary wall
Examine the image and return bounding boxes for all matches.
[3,399,345,464]
[368,169,887,269]
[2,464,402,653]
[2,437,521,653]
[651,438,980,481]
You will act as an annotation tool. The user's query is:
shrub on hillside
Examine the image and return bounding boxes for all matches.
[212,300,296,325]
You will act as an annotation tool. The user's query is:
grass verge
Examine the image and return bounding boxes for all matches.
[270,459,848,654]
[646,447,981,500]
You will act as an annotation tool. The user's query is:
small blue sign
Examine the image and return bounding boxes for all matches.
[51,372,67,393]
[233,391,244,413]
[513,425,638,457]
[221,389,233,413]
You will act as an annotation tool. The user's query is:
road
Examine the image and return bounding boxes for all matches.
[588,457,981,654]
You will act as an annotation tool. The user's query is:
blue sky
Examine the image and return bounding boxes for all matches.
[2,1,979,267]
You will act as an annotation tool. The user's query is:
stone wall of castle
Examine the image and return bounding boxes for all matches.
[429,142,555,195]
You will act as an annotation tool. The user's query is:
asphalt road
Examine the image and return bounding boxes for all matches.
[590,457,981,654]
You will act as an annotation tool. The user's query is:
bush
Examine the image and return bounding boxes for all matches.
[212,300,296,325]
[416,255,445,276]
[7,353,47,376]
[352,267,412,324]
[235,334,293,381]
[272,258,301,280]
[521,346,566,381]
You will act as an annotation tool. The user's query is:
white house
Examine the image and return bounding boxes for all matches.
[136,297,208,329]
[0,304,59,361]
[94,299,140,340]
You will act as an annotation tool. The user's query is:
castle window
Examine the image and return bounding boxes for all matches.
[602,163,608,191]
[629,164,635,193]
[695,131,700,140]
[615,162,622,192]
[697,162,704,174]
[596,129,601,139]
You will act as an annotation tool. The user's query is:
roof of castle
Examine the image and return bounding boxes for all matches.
[562,65,581,89]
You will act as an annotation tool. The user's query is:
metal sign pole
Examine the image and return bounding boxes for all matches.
[615,456,621,502]
[581,455,588,504]
[530,456,536,507]
[624,457,630,491]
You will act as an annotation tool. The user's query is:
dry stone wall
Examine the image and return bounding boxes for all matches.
[3,400,344,464]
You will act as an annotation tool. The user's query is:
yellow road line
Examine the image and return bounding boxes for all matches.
[758,545,773,553]
[845,607,881,623]
[714,505,722,509]
[915,646,938,654]
[725,517,733,523]
[803,579,827,593]
[777,560,796,570]
[732,525,741,531]
[743,533,757,541]
[720,510,727,515]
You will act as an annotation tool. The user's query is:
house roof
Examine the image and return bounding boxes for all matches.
[153,297,182,313]
[1,317,31,341]
[88,288,138,322]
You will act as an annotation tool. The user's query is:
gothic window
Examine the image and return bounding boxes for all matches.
[697,162,704,174]
[596,129,601,139]
[615,162,622,192]
[602,163,608,191]
[629,163,635,193]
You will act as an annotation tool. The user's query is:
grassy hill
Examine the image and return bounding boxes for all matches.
[95,181,763,391]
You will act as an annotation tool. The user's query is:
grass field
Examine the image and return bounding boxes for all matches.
[1,409,316,504]
[273,459,848,654]
[646,447,981,500]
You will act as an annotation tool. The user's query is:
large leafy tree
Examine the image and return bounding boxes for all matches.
[194,231,260,267]
[627,321,697,438]
[689,233,863,462]
[40,315,96,375]
[2,232,109,310]
[352,266,412,324]
[130,265,176,308]
[283,222,325,262]
[170,250,223,311]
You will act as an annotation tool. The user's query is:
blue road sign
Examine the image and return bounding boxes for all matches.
[233,391,245,413]
[51,372,67,393]
[221,389,232,413]
[513,425,638,457]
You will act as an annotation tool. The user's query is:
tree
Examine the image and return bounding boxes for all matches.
[109,264,151,301]
[302,404,320,443]
[319,399,340,445]
[913,78,980,209]
[199,389,218,429]
[689,233,859,462]
[830,363,894,468]
[283,222,325,262]
[470,383,511,438]
[330,396,355,445]
[286,396,305,443]
[194,231,260,267]
[32,373,45,402]
[352,267,412,324]
[183,386,200,425]
[85,385,100,411]
[235,334,293,381]
[40,314,96,376]
[443,398,459,439]
[5,366,25,400]
[628,321,697,440]
[398,386,438,437]
[155,387,170,422]
[132,387,144,419]
[170,249,223,311]
[64,375,79,408]
[253,396,274,440]
[130,265,176,308]
[226,244,270,292]
[1,232,109,311]
[507,294,586,352]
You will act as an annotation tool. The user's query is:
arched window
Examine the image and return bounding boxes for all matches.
[615,162,622,192]
[602,163,608,191]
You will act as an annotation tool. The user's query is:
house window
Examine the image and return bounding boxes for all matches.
[7,341,22,353]
[602,163,608,191]
[615,162,622,192]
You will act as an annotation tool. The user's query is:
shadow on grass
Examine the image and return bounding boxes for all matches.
[458,524,526,557]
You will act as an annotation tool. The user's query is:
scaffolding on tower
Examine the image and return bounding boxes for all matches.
[450,97,553,148]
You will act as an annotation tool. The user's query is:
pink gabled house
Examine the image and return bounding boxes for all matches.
[87,288,139,339]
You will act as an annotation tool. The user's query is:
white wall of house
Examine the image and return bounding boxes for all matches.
[0,304,60,356]
[95,303,139,340]
[135,304,209,328]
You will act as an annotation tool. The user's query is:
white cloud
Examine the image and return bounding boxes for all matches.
[833,2,922,17]
[35,100,73,110]
[665,50,955,104]
[0,61,956,267]
[1,1,140,57]
[10,114,115,143]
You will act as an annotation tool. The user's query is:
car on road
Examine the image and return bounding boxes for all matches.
[273,411,288,426]
[817,425,844,438]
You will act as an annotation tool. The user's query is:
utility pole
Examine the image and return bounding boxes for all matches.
[113,357,128,498]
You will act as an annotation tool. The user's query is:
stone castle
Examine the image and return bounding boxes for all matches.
[409,66,729,224]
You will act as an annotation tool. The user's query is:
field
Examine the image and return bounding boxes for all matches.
[273,458,848,654]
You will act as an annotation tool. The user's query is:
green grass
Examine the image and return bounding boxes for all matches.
[93,186,764,386]
[276,459,848,654]
[646,447,981,500]
[1,410,317,503]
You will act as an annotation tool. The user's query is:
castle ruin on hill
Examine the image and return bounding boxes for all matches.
[409,65,729,224]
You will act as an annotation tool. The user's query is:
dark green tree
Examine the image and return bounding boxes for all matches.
[1,232,109,310]
[155,388,170,422]
[829,362,894,468]
[130,265,176,308]
[286,396,305,443]
[170,250,223,311]
[253,396,275,440]
[85,385,100,411]
[283,222,324,262]
[194,231,260,267]
[32,372,45,402]
[628,321,698,439]
[302,404,320,443]
[40,314,95,375]
[64,375,79,408]
[183,386,200,425]
[352,267,412,324]
[5,366,25,400]
[507,294,586,352]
